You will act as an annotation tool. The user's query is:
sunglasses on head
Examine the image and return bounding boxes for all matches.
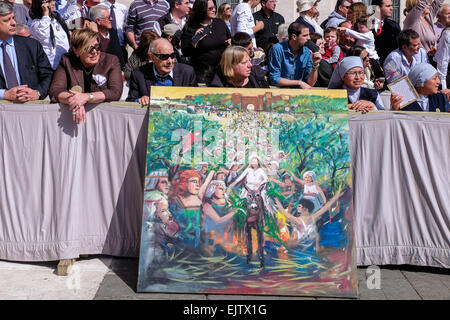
[152,52,176,60]
[85,43,101,54]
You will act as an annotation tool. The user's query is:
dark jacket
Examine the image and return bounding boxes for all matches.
[126,62,197,101]
[373,18,401,66]
[356,87,379,105]
[0,35,53,99]
[157,12,172,33]
[402,92,449,112]
[99,28,125,69]
[208,66,269,88]
[295,16,316,34]
[49,51,123,102]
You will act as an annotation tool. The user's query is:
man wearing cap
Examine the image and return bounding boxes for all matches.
[253,0,285,50]
[371,0,401,66]
[161,23,187,64]
[155,0,190,36]
[268,21,321,88]
[383,29,429,84]
[126,38,196,106]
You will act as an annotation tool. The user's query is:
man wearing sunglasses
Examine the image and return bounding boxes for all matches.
[324,0,350,28]
[126,38,197,106]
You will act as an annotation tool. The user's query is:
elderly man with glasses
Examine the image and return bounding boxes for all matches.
[253,0,285,50]
[126,38,197,106]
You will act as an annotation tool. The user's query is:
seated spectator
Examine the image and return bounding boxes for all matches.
[392,63,449,112]
[277,23,289,42]
[155,0,191,36]
[5,0,30,25]
[347,45,385,91]
[337,20,355,56]
[253,0,284,49]
[181,0,231,84]
[49,28,123,123]
[231,0,263,48]
[268,21,321,88]
[88,4,125,69]
[372,0,402,66]
[325,0,350,28]
[15,23,30,37]
[123,30,160,82]
[309,32,333,87]
[295,0,323,35]
[403,0,444,53]
[208,45,269,88]
[322,27,343,68]
[384,29,429,83]
[337,15,380,61]
[434,4,449,40]
[328,56,385,111]
[126,38,197,106]
[30,0,70,70]
[434,26,449,99]
[217,2,232,33]
[0,2,53,102]
[231,32,266,69]
[161,23,187,64]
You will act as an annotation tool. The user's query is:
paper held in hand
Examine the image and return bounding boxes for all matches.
[387,75,419,109]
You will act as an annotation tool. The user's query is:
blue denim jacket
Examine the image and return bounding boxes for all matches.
[268,41,312,85]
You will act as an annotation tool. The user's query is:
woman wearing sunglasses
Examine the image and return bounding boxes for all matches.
[181,0,231,84]
[217,2,232,32]
[49,28,123,123]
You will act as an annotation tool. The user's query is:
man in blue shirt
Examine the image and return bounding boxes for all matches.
[0,2,53,102]
[268,21,321,88]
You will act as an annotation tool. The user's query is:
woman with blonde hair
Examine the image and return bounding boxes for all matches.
[208,45,269,88]
[347,1,368,26]
[49,28,123,123]
[217,2,232,32]
[403,0,445,52]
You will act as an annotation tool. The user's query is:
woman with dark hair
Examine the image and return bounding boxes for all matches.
[181,0,231,84]
[216,2,232,32]
[208,46,269,88]
[123,30,160,82]
[29,0,70,69]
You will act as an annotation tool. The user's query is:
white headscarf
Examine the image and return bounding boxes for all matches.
[328,56,365,89]
[408,63,438,88]
[303,171,316,183]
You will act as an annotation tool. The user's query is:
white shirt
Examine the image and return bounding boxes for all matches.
[345,28,379,60]
[57,0,82,23]
[30,16,70,70]
[384,48,429,83]
[153,13,186,36]
[102,1,129,46]
[231,2,257,47]
[434,29,449,90]
[417,94,429,112]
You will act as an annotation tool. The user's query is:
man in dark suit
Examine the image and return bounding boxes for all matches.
[371,0,401,66]
[88,4,125,68]
[0,2,53,102]
[126,38,197,106]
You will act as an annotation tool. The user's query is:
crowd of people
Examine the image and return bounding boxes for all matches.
[0,0,449,118]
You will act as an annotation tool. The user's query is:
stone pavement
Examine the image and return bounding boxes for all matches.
[1,256,449,300]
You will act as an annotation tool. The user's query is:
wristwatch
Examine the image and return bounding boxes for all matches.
[88,93,94,103]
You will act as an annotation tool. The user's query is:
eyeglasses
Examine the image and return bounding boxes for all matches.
[225,7,232,10]
[346,70,365,77]
[152,52,176,60]
[85,43,101,54]
[208,6,216,11]
[361,55,369,60]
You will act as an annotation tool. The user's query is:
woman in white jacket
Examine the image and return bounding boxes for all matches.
[29,0,70,69]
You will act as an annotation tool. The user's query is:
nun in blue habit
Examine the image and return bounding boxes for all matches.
[391,63,449,112]
[328,56,385,112]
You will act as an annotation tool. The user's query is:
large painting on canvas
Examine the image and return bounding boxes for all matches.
[137,87,357,297]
